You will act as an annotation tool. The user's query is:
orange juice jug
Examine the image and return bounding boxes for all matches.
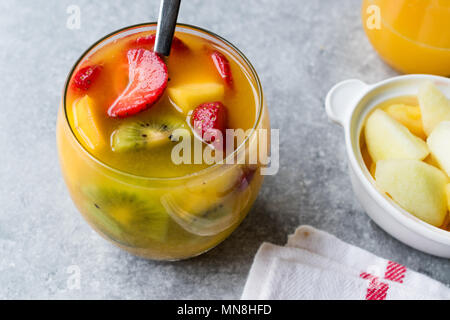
[362,0,450,75]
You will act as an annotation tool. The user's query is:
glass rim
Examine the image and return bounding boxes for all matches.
[63,22,265,182]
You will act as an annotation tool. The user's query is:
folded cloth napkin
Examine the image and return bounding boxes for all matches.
[242,226,450,300]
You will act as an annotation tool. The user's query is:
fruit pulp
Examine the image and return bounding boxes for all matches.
[362,0,450,75]
[57,24,270,260]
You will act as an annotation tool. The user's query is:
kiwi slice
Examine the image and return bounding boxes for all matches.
[82,186,169,247]
[111,115,189,152]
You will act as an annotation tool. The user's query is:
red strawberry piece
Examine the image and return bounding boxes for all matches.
[171,36,188,51]
[72,65,102,91]
[211,51,233,88]
[108,49,168,118]
[191,102,227,148]
[135,34,156,47]
[134,34,187,52]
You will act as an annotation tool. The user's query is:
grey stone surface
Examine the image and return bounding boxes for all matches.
[0,0,448,299]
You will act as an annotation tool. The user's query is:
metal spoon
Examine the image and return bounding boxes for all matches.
[154,0,182,57]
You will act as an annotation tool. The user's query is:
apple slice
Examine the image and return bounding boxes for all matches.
[384,104,426,140]
[168,83,224,115]
[375,159,448,227]
[427,121,450,177]
[364,109,429,163]
[73,95,104,150]
[418,81,450,136]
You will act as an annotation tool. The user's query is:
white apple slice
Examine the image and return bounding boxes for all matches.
[364,109,429,163]
[427,121,450,177]
[168,83,224,115]
[418,81,450,136]
[375,159,448,227]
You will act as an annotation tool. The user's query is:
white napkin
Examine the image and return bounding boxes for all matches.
[242,226,450,300]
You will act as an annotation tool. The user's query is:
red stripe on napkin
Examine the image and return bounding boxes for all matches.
[366,279,389,300]
[384,261,407,283]
[360,261,407,300]
[360,272,389,300]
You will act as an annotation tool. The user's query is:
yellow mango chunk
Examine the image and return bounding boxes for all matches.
[73,95,104,150]
[385,104,426,140]
[168,83,224,114]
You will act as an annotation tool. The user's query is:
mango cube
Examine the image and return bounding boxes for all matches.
[73,95,104,150]
[168,83,224,114]
[384,104,426,140]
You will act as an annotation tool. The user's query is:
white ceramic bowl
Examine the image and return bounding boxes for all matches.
[325,74,450,258]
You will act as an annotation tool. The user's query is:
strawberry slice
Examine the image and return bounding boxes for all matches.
[134,34,188,52]
[171,37,189,51]
[108,49,168,118]
[135,34,156,47]
[211,51,233,88]
[191,102,227,148]
[72,65,102,91]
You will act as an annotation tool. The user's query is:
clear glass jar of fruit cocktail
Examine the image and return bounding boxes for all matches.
[57,23,270,260]
[362,0,450,75]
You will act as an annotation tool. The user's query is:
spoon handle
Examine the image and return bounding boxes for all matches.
[155,0,182,56]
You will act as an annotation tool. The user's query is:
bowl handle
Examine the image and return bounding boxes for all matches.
[325,79,369,126]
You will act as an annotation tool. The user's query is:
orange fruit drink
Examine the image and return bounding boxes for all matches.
[57,24,270,260]
[362,0,450,75]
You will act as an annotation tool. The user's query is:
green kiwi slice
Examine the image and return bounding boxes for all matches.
[82,186,169,247]
[111,115,190,152]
